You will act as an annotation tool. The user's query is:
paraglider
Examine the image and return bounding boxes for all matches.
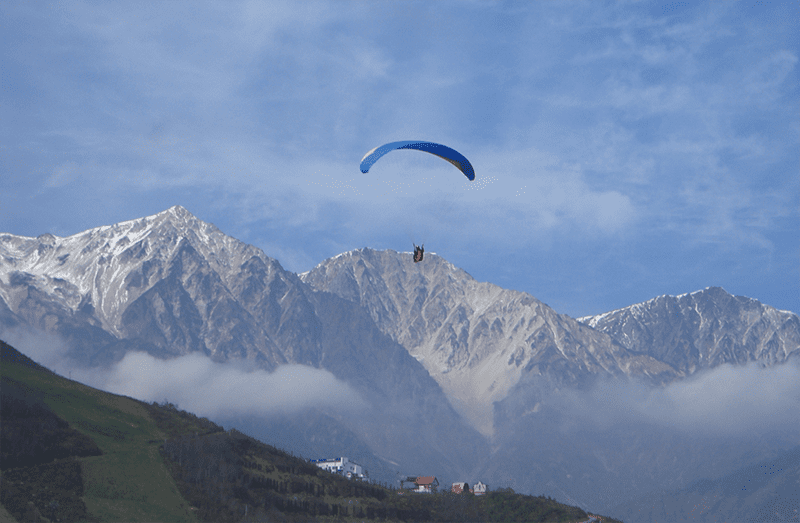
[360,141,475,181]
[360,140,474,262]
[413,244,424,263]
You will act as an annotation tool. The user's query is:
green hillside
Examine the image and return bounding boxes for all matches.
[1,340,200,523]
[0,339,622,522]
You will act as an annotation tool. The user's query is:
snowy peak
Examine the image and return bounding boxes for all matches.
[578,287,800,371]
[0,206,284,332]
[0,209,491,485]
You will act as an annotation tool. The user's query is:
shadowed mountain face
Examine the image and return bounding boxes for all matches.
[1,206,798,512]
[608,445,800,523]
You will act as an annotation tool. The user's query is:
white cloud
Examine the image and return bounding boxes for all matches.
[744,49,798,99]
[558,360,800,437]
[45,162,81,188]
[1,326,367,419]
[0,327,71,372]
[101,351,368,418]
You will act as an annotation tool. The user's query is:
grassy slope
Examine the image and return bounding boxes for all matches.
[0,340,198,523]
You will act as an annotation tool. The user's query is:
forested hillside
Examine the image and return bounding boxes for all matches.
[1,339,622,522]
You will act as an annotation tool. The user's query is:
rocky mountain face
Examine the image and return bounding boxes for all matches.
[1,206,296,366]
[2,206,798,512]
[578,287,800,374]
[0,206,487,486]
[299,248,800,510]
[300,249,677,436]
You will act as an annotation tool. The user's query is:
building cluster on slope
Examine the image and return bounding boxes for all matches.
[400,476,488,495]
[451,481,487,495]
[311,457,488,496]
[310,457,369,480]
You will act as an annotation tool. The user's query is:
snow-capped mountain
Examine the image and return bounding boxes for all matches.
[0,205,311,367]
[301,248,675,436]
[2,206,798,512]
[578,286,799,373]
[1,206,257,325]
[0,206,488,485]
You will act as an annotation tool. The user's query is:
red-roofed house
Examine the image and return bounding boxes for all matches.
[451,482,469,494]
[401,476,439,493]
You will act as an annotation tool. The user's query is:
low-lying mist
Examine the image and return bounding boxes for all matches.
[553,359,800,437]
[1,326,368,419]
[489,359,800,510]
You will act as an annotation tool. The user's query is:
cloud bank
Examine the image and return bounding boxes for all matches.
[1,327,367,420]
[102,351,368,419]
[554,360,800,437]
[3,325,797,439]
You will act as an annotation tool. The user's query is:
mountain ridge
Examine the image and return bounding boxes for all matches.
[301,248,637,436]
[1,206,490,487]
[2,205,798,512]
[578,285,799,374]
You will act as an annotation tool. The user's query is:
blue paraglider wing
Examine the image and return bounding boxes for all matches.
[360,141,475,181]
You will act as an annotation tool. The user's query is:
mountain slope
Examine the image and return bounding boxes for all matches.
[0,339,200,522]
[578,286,800,374]
[301,248,673,435]
[0,206,488,486]
[608,445,800,523]
[1,339,609,523]
[0,206,301,366]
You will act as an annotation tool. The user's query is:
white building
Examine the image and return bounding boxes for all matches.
[310,457,368,480]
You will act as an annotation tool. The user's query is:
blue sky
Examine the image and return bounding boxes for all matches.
[2,1,797,318]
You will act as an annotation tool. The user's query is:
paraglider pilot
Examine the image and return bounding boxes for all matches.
[413,244,424,263]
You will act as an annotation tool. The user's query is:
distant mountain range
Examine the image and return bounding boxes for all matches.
[2,205,798,514]
[301,249,798,437]
[579,286,799,374]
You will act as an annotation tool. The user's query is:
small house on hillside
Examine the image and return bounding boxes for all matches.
[401,476,439,493]
[451,482,469,494]
[414,476,439,493]
[471,481,487,496]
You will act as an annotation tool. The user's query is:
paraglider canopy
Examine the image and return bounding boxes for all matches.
[360,141,475,181]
